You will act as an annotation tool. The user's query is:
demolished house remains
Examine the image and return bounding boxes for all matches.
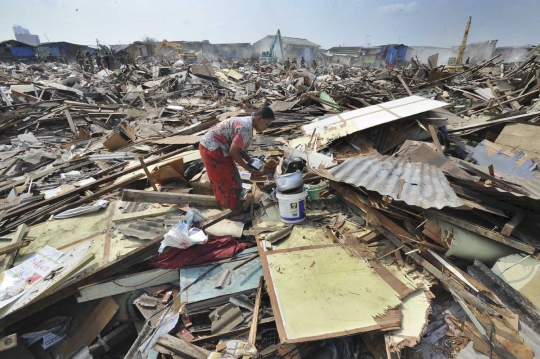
[2,34,540,359]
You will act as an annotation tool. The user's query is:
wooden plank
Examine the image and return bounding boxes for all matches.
[122,189,219,207]
[398,75,413,96]
[232,254,259,271]
[450,183,540,223]
[76,269,179,303]
[427,124,444,153]
[356,231,381,244]
[0,224,27,272]
[64,109,78,135]
[425,210,535,254]
[0,239,31,256]
[138,157,159,191]
[248,276,264,345]
[2,146,194,223]
[62,297,119,357]
[501,211,526,237]
[10,90,38,103]
[112,206,179,223]
[156,334,209,359]
[200,209,233,230]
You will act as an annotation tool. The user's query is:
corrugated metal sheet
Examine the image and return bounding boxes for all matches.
[296,95,447,148]
[269,100,299,112]
[328,154,463,209]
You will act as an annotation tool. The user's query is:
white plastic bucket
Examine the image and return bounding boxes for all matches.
[276,189,308,224]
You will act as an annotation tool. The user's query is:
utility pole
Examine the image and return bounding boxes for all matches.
[365,35,371,47]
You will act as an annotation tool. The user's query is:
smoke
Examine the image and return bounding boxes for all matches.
[378,2,419,13]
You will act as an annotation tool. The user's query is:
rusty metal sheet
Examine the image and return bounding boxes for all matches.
[328,154,463,209]
[269,100,299,112]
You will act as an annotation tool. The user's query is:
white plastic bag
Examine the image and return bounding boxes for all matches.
[158,222,208,253]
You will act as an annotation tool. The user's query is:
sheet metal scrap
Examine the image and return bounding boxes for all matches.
[329,154,463,209]
[209,303,244,334]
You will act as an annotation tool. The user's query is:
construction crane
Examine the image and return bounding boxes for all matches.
[456,16,472,65]
[259,29,284,63]
[155,39,198,63]
[447,16,472,70]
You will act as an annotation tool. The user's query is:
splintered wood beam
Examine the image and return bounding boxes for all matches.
[501,211,526,237]
[428,124,444,153]
[248,276,265,345]
[398,75,413,96]
[425,210,534,254]
[122,189,219,207]
[138,157,159,191]
[156,334,209,359]
[64,109,78,135]
[200,209,233,230]
[0,239,32,256]
[0,224,27,272]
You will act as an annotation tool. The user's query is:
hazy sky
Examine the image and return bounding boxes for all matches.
[2,0,538,48]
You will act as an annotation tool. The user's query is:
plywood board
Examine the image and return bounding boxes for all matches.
[20,209,110,262]
[62,297,119,357]
[386,290,432,351]
[0,242,94,317]
[263,245,402,342]
[495,123,540,158]
[290,95,447,148]
[269,226,333,251]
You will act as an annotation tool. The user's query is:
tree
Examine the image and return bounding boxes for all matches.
[142,35,157,57]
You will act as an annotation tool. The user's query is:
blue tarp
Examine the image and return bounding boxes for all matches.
[374,45,409,68]
[36,43,69,57]
[10,46,34,57]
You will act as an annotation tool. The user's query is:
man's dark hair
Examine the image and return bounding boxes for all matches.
[253,106,275,121]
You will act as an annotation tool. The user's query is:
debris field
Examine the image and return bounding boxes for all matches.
[2,51,540,359]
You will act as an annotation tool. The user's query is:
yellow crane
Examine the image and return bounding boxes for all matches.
[447,16,472,71]
[456,16,472,65]
[155,39,198,62]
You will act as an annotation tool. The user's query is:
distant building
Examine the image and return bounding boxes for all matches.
[493,46,533,63]
[253,35,320,62]
[211,43,252,59]
[0,39,36,63]
[327,46,364,56]
[12,25,40,46]
[35,42,94,61]
[374,45,410,69]
[357,46,383,67]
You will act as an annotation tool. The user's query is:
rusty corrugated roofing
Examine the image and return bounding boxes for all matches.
[270,100,299,112]
[328,154,463,209]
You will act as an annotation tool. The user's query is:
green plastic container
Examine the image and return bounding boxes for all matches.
[307,184,328,200]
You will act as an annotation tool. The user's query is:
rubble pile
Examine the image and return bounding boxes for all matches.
[1,54,540,359]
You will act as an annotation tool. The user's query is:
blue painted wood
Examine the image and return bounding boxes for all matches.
[179,248,262,303]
